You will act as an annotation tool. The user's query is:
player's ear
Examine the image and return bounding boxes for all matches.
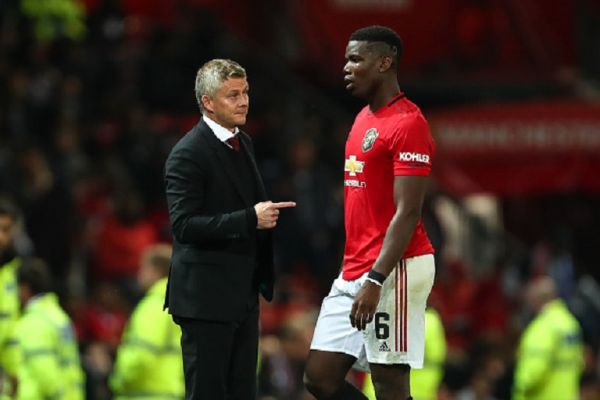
[379,55,392,73]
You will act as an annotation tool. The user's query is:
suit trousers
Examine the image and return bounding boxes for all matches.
[174,307,259,400]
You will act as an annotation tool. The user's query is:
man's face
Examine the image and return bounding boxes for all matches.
[202,77,249,130]
[343,41,381,99]
[0,215,15,254]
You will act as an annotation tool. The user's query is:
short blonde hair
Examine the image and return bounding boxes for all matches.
[194,59,246,113]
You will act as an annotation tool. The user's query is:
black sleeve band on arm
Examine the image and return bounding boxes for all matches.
[367,269,387,285]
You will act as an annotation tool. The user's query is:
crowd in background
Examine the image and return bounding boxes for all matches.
[1,1,600,399]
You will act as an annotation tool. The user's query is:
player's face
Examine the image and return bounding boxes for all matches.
[202,77,249,130]
[343,41,381,98]
[0,215,15,254]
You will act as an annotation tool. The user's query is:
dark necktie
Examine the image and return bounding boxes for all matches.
[226,135,240,152]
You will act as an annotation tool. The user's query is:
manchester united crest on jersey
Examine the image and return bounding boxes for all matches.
[362,128,378,152]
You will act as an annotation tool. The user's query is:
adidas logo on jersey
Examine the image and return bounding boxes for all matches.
[379,342,391,352]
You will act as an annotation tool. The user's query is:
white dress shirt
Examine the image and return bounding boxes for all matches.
[203,115,239,149]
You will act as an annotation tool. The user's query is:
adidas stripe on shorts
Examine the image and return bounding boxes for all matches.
[310,254,435,371]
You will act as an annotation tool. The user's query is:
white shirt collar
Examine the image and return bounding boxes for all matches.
[202,115,239,145]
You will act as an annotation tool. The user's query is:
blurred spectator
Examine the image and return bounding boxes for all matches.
[455,370,498,400]
[21,0,86,42]
[0,198,22,397]
[92,188,158,299]
[454,0,494,68]
[259,310,317,400]
[512,277,583,400]
[73,281,129,399]
[430,259,478,358]
[470,266,509,347]
[16,145,74,290]
[110,243,183,399]
[82,341,113,400]
[4,70,35,145]
[52,122,89,185]
[275,136,341,289]
[74,281,128,350]
[530,236,577,302]
[260,272,321,336]
[13,258,85,399]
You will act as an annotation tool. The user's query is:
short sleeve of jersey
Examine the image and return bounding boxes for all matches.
[390,113,434,176]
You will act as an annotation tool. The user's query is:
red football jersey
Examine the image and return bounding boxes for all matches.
[342,93,435,280]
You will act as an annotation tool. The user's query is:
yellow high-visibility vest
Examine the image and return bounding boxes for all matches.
[110,278,184,399]
[513,299,583,400]
[21,0,86,42]
[15,292,85,400]
[0,257,20,399]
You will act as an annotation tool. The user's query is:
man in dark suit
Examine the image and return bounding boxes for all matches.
[164,59,295,400]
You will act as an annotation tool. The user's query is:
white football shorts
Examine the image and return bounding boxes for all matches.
[310,254,435,371]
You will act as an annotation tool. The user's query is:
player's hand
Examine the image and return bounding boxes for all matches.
[350,281,381,331]
[254,201,296,229]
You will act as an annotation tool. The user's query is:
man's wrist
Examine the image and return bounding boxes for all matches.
[367,269,386,286]
[365,277,383,287]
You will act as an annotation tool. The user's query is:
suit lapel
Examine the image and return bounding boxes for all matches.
[199,121,251,205]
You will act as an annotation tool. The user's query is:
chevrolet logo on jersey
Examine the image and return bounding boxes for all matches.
[345,155,364,176]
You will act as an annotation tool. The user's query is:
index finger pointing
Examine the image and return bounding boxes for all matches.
[271,201,296,209]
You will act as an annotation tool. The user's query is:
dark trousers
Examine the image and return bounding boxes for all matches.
[174,308,259,400]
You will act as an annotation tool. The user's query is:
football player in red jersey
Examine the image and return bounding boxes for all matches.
[305,26,436,400]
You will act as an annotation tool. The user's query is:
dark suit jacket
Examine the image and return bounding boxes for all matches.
[164,119,274,321]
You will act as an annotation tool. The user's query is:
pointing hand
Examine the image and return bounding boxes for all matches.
[255,201,296,229]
